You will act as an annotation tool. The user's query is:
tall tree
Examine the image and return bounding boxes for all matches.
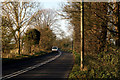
[30,9,58,30]
[2,1,41,54]
[62,2,81,53]
[24,29,40,53]
[39,25,56,51]
[29,9,58,51]
[84,2,108,52]
[62,2,112,53]
[89,2,120,47]
[2,16,13,53]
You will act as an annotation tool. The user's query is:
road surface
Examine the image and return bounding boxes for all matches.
[2,51,74,80]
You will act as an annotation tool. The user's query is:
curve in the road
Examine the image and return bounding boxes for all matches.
[2,51,62,80]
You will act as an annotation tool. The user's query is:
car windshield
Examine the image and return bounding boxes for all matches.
[52,47,57,49]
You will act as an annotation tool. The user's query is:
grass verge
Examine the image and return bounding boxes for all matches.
[69,45,120,79]
[2,51,48,64]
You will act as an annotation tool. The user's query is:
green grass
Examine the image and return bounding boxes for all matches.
[69,45,120,79]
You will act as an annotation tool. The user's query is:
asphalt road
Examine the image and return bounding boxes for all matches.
[2,51,74,80]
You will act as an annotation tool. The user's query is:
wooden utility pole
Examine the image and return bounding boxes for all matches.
[80,0,84,70]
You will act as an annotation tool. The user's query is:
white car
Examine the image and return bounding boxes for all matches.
[52,46,58,52]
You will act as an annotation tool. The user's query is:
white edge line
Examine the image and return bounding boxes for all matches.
[2,51,62,80]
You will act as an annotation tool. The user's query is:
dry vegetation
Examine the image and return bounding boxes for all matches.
[62,2,120,78]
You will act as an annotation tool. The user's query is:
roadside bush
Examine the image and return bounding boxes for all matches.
[69,45,120,79]
[74,52,81,66]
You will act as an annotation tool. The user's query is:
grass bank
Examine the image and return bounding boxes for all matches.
[69,45,120,79]
[2,51,49,64]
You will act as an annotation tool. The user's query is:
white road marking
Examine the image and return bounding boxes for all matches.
[2,51,62,80]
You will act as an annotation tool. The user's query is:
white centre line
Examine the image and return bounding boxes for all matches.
[2,51,62,80]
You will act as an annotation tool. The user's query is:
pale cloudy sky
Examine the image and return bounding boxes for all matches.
[40,1,72,39]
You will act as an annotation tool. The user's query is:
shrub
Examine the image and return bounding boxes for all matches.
[69,45,120,79]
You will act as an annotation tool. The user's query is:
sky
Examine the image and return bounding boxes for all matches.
[40,1,72,39]
[34,0,67,2]
[41,2,60,9]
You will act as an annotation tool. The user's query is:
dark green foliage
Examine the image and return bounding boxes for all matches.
[54,37,72,51]
[74,52,81,66]
[26,29,40,45]
[23,29,40,54]
[69,45,120,78]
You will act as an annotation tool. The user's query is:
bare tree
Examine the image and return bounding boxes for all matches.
[30,9,58,30]
[29,9,58,51]
[2,1,41,54]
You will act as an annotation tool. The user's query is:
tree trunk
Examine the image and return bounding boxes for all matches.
[29,46,31,53]
[18,30,20,55]
[99,22,107,52]
[99,3,108,52]
[72,40,73,51]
